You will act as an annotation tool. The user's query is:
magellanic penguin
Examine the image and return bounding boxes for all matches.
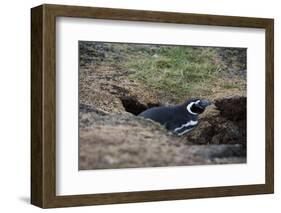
[138,98,211,136]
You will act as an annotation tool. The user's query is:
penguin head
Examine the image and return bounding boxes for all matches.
[185,98,211,115]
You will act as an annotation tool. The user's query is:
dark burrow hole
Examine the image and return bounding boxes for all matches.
[120,96,160,115]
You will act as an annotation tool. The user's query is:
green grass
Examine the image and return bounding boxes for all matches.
[222,82,241,89]
[124,46,225,101]
[79,42,246,104]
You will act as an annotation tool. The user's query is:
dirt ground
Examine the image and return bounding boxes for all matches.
[79,42,247,170]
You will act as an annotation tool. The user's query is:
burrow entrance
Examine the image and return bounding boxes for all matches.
[120,96,160,115]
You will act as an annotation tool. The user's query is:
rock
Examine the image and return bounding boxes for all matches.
[194,144,246,159]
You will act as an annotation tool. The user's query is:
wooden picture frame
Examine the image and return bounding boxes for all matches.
[31,4,274,208]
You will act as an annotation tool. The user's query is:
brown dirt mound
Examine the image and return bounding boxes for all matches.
[184,96,246,146]
[79,96,246,170]
[79,65,160,114]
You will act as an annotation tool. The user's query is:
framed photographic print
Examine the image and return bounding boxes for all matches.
[31,4,274,208]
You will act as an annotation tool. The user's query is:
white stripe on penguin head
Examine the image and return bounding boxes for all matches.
[186,100,200,115]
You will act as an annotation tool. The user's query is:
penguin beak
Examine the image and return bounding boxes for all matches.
[195,99,211,109]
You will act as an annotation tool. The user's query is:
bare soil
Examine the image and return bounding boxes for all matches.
[79,42,247,170]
